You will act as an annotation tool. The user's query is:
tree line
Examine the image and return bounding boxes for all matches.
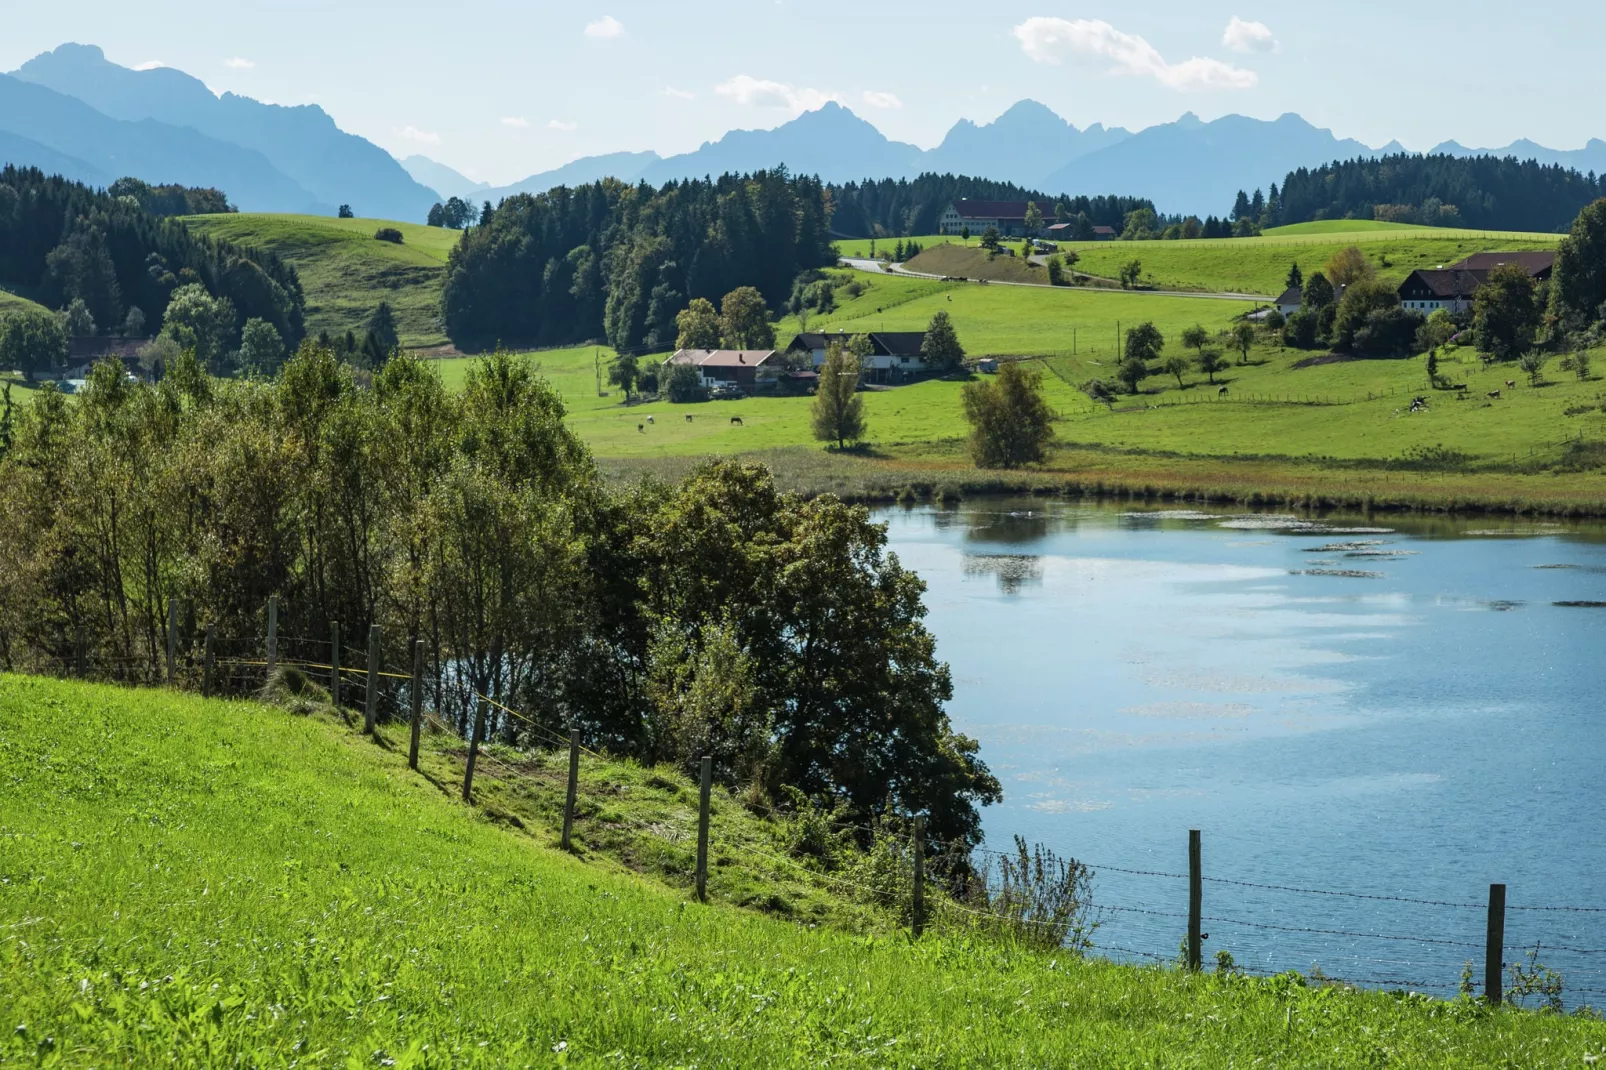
[441,170,835,353]
[1272,154,1605,233]
[826,174,1151,237]
[0,347,999,849]
[0,167,305,363]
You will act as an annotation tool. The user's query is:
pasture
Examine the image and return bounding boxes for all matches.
[181,212,459,347]
[4,674,1601,1064]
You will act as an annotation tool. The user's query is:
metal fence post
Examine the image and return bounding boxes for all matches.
[202,624,216,698]
[1188,829,1203,972]
[407,639,424,770]
[329,621,341,708]
[265,595,278,677]
[1486,883,1507,1006]
[696,755,711,902]
[912,815,926,940]
[363,624,380,734]
[562,727,580,850]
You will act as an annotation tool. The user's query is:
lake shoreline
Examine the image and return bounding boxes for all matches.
[600,444,1606,520]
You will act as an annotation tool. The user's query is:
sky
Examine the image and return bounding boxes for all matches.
[4,0,1603,186]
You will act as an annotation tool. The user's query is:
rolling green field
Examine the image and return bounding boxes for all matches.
[1056,232,1563,297]
[5,673,1601,1065]
[182,213,461,347]
[832,234,965,258]
[0,289,47,317]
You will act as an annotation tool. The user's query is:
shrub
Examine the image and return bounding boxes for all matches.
[374,228,404,244]
[1352,306,1425,357]
[961,836,1097,952]
[1282,308,1319,349]
[665,362,703,402]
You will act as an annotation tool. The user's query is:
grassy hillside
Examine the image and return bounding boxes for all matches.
[182,213,460,348]
[1059,232,1563,297]
[903,244,1055,285]
[833,234,965,258]
[4,674,1601,1065]
[0,288,47,317]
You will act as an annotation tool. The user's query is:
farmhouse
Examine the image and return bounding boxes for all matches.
[1273,283,1348,317]
[938,201,1044,238]
[662,349,780,393]
[785,330,929,383]
[1396,251,1555,314]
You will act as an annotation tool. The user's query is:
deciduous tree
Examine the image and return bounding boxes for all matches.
[1473,262,1541,361]
[720,287,774,349]
[1231,321,1255,364]
[1324,245,1375,288]
[921,310,964,373]
[675,297,722,350]
[811,343,865,449]
[0,309,68,380]
[962,360,1053,468]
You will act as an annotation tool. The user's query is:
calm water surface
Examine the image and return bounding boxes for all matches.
[879,499,1606,998]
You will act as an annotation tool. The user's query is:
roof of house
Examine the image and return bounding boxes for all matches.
[949,200,1031,220]
[1046,223,1073,233]
[1448,251,1555,275]
[1275,286,1303,306]
[664,349,777,367]
[1399,269,1487,298]
[1092,225,1117,236]
[785,331,927,357]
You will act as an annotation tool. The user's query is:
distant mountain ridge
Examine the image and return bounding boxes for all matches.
[0,71,323,212]
[6,44,438,219]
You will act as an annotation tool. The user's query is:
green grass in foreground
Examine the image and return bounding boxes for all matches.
[181,213,460,348]
[5,674,1603,1066]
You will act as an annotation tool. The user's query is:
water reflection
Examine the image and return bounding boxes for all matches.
[961,553,1044,595]
[878,497,1606,999]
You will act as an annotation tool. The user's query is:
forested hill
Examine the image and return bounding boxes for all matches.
[0,166,304,345]
[825,175,1151,237]
[1276,154,1604,232]
[441,170,835,352]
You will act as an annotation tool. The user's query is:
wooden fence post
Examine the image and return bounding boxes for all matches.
[462,697,485,803]
[165,597,178,685]
[74,624,86,679]
[202,625,216,699]
[1188,829,1203,972]
[562,727,580,850]
[912,815,926,940]
[265,595,279,677]
[1485,883,1507,1006]
[696,755,712,902]
[407,639,424,771]
[363,624,380,734]
[329,621,341,709]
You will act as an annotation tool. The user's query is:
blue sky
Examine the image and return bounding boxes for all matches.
[4,1,1600,184]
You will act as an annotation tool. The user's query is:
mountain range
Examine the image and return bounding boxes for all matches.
[2,43,1603,224]
[2,44,438,218]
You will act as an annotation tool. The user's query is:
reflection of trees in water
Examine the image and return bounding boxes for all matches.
[962,553,1044,594]
[958,506,1063,545]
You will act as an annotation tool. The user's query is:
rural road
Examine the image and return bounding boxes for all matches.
[840,257,1272,303]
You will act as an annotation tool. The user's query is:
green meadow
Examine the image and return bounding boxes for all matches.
[181,213,462,347]
[5,673,1602,1065]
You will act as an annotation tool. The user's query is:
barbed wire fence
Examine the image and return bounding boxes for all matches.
[15,597,1606,1011]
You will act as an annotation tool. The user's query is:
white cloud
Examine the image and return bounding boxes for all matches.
[860,90,903,110]
[714,75,841,113]
[223,57,255,70]
[547,119,578,132]
[132,60,164,71]
[584,15,624,38]
[500,116,530,128]
[1222,16,1278,54]
[396,125,441,145]
[661,86,697,101]
[1012,16,1258,91]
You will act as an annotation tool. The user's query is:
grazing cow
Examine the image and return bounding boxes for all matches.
[1505,380,1517,389]
[1218,386,1229,397]
[646,415,655,425]
[685,414,693,423]
[730,416,744,426]
[1409,396,1428,413]
[1488,390,1501,399]
[637,423,645,432]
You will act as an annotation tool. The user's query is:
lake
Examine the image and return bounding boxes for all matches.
[879,498,1606,1001]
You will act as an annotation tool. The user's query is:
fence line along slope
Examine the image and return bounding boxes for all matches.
[5,673,1606,1065]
